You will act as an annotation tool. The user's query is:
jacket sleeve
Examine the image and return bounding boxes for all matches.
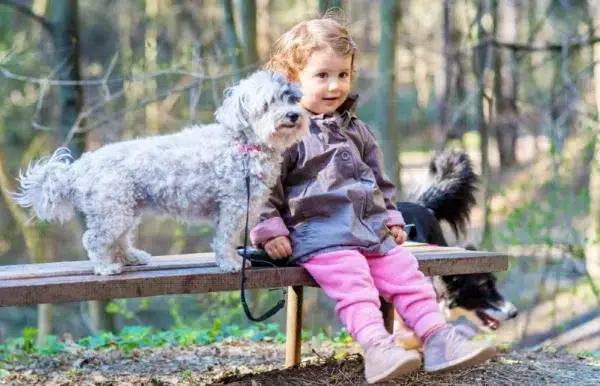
[359,121,406,228]
[250,146,296,247]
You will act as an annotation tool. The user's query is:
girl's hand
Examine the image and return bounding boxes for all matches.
[264,236,293,259]
[389,226,407,245]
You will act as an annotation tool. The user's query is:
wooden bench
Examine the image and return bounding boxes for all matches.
[0,243,507,367]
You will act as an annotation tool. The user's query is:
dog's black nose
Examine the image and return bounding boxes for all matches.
[286,112,299,123]
[509,307,518,319]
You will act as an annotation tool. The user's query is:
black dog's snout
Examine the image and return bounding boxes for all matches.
[285,112,299,123]
[508,307,518,319]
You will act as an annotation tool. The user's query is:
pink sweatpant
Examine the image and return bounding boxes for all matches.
[301,246,446,345]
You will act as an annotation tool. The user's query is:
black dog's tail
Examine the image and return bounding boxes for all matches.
[414,150,479,236]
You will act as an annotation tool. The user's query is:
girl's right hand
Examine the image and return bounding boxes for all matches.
[264,236,293,259]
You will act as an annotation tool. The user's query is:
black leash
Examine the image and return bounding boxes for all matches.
[240,168,286,322]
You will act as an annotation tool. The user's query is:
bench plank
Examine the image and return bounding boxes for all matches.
[0,254,216,280]
[0,246,508,307]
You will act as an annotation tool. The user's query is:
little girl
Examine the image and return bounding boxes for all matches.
[250,15,496,384]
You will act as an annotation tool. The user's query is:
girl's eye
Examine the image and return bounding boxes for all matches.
[340,72,349,79]
[316,72,328,79]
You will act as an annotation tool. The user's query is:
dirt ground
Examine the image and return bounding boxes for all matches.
[1,340,599,386]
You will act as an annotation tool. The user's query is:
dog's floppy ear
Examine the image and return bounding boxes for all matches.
[215,82,250,135]
[240,70,289,119]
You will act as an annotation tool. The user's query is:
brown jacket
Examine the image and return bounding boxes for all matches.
[250,94,405,263]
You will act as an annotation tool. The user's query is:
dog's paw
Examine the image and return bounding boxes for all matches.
[94,263,124,276]
[125,248,151,265]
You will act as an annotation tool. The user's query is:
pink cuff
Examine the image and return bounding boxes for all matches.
[413,313,447,340]
[385,210,406,228]
[250,217,290,247]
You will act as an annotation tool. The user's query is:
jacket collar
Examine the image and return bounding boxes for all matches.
[305,93,359,129]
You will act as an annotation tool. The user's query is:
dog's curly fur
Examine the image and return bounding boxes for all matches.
[13,70,309,275]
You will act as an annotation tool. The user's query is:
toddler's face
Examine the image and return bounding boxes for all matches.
[297,49,352,115]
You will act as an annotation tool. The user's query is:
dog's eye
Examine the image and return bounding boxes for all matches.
[282,90,300,104]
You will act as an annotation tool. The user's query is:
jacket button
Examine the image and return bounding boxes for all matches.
[341,151,351,161]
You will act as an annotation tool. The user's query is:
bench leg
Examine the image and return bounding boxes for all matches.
[285,285,303,367]
[380,297,395,334]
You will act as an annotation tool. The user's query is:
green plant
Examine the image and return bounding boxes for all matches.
[0,321,333,361]
[332,328,353,345]
[577,351,599,359]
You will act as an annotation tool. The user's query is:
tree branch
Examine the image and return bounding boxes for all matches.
[0,0,53,32]
[64,79,202,146]
[490,35,600,52]
[0,62,253,87]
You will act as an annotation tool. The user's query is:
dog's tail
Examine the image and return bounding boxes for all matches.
[12,148,75,223]
[415,150,479,236]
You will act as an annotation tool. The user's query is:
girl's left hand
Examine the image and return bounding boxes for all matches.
[389,225,407,245]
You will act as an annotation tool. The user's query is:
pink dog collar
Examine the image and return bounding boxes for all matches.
[237,144,262,153]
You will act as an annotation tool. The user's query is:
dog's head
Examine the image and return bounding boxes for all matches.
[215,70,309,152]
[438,273,518,330]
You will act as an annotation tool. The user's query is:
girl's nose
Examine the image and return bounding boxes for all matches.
[329,79,340,91]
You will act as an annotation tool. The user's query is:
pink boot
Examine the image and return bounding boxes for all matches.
[363,332,421,384]
[423,324,496,372]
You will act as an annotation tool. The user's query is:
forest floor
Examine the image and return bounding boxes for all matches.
[1,339,599,385]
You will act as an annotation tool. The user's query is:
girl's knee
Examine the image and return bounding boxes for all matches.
[382,247,419,270]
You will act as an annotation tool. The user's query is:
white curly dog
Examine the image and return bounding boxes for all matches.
[13,70,308,275]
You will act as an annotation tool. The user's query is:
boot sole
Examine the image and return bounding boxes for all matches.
[366,354,422,384]
[423,344,496,373]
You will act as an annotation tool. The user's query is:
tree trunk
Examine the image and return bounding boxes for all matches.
[50,0,85,158]
[453,40,467,142]
[38,0,86,346]
[222,0,242,82]
[527,0,540,155]
[586,0,600,283]
[435,0,452,154]
[506,0,519,166]
[145,0,160,134]
[118,0,136,139]
[492,0,505,168]
[474,0,492,248]
[257,0,273,59]
[51,0,117,335]
[375,0,400,192]
[239,0,258,73]
[493,0,518,170]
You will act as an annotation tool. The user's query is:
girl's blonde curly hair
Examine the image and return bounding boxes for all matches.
[265,14,358,81]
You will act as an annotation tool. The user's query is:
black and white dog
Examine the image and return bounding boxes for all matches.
[398,150,518,330]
